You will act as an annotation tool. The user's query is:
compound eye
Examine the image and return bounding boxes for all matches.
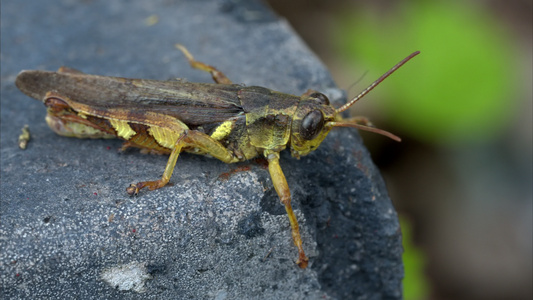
[300,110,324,140]
[309,92,329,105]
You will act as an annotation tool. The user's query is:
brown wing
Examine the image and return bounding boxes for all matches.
[16,70,245,127]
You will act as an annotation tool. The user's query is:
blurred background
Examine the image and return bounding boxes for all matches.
[266,0,532,299]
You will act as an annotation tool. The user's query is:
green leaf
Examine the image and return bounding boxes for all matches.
[335,1,519,144]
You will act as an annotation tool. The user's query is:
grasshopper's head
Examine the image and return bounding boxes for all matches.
[289,51,420,158]
[289,92,336,158]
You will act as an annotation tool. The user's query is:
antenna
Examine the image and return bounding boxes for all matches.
[336,51,420,113]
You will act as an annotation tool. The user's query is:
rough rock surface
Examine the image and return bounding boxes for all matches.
[0,0,403,299]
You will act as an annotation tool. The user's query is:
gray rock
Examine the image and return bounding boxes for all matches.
[0,0,403,299]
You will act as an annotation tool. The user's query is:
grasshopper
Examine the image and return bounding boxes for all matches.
[15,45,419,268]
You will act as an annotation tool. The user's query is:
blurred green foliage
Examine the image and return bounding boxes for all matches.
[335,1,520,144]
[400,216,430,299]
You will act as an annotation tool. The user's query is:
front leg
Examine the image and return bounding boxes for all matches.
[265,150,309,269]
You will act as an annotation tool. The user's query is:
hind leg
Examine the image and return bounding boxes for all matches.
[175,44,232,84]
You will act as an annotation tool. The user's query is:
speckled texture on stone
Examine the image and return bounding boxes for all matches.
[0,0,403,299]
